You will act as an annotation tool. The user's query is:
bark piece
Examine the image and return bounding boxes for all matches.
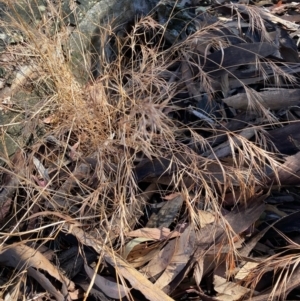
[268,122,300,155]
[223,89,300,110]
[202,42,277,77]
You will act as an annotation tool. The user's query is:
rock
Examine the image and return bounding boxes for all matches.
[67,0,160,83]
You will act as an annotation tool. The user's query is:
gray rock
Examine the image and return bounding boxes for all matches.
[67,0,160,83]
[0,90,45,158]
[3,0,47,25]
[0,0,46,53]
[61,0,100,26]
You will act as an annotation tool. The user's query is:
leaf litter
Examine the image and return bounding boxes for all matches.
[1,0,300,300]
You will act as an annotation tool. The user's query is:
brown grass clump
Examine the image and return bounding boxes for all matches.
[0,0,300,300]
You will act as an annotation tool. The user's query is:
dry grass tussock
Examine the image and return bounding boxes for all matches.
[0,0,299,300]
